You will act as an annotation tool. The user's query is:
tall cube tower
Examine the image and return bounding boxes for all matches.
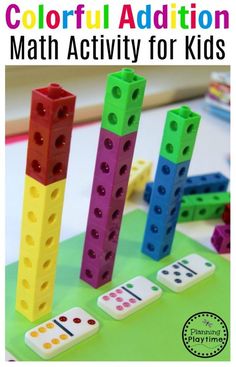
[80,68,146,288]
[142,106,201,260]
[16,84,76,321]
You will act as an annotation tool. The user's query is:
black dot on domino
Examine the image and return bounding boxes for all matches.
[186,272,193,277]
[174,271,181,276]
[173,264,179,269]
[162,270,169,275]
[175,279,182,283]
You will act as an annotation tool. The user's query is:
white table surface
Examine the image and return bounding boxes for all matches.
[6,98,230,265]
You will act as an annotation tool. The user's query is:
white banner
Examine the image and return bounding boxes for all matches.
[0,0,233,65]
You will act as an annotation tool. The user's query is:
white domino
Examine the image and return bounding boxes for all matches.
[97,275,162,320]
[157,253,216,292]
[25,307,99,359]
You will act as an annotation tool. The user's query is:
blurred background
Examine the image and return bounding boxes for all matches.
[5,65,230,136]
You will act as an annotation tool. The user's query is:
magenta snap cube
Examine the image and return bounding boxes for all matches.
[82,241,117,266]
[85,220,120,248]
[97,129,137,162]
[89,175,129,211]
[211,224,230,254]
[94,152,133,186]
[88,196,125,230]
[80,260,115,288]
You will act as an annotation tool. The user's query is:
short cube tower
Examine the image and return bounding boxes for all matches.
[142,106,201,260]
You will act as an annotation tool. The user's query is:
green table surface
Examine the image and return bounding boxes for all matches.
[5,209,230,361]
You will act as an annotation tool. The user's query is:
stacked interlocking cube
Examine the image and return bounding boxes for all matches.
[211,203,230,254]
[80,68,146,288]
[143,172,229,204]
[142,106,201,260]
[16,84,76,321]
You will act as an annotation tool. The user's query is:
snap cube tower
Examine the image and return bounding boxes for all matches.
[16,83,76,321]
[142,106,201,260]
[80,68,146,288]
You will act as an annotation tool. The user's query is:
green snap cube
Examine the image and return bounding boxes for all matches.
[104,68,146,111]
[178,195,195,222]
[160,106,201,164]
[102,102,142,136]
[101,68,146,136]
